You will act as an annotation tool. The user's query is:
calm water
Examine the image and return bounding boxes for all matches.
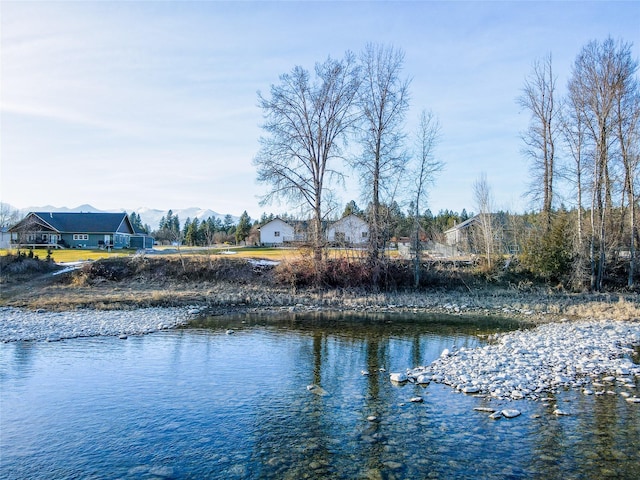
[1,313,639,479]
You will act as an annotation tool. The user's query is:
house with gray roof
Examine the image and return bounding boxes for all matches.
[8,212,152,249]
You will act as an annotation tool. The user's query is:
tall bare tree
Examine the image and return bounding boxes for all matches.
[567,37,638,291]
[254,53,361,266]
[410,110,442,287]
[518,53,558,229]
[0,202,20,228]
[615,63,640,287]
[353,43,411,268]
[473,173,495,270]
[561,91,588,250]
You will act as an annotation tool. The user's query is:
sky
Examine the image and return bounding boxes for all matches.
[1,1,639,220]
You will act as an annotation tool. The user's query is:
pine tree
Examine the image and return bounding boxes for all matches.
[235,211,251,245]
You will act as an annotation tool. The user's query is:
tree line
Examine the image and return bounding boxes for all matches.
[518,37,639,290]
[145,204,475,249]
[149,209,253,246]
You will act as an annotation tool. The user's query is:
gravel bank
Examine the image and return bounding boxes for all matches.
[405,319,640,402]
[0,306,197,342]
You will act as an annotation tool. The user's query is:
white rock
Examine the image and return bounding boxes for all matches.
[501,409,521,419]
[553,409,570,416]
[390,372,408,384]
[510,390,525,400]
[461,386,481,394]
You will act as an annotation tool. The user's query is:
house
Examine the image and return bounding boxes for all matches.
[326,214,369,246]
[444,216,478,250]
[0,227,11,249]
[8,212,152,249]
[444,213,520,255]
[259,218,295,245]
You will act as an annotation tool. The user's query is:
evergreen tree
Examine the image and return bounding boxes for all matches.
[342,200,363,217]
[223,214,234,232]
[185,218,200,246]
[235,211,252,245]
[182,217,192,241]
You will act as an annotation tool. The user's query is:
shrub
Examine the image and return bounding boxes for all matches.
[0,252,58,276]
[520,212,573,284]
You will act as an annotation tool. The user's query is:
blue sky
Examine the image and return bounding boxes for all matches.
[2,1,638,220]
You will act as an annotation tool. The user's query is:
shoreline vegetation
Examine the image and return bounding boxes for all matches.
[1,251,638,325]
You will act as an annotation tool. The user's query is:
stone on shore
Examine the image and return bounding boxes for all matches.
[405,320,640,402]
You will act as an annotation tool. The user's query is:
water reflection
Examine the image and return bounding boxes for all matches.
[1,313,638,479]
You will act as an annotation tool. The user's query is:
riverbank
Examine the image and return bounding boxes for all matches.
[3,274,639,322]
[2,253,639,334]
[2,274,640,343]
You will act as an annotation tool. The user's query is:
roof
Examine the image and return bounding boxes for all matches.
[13,212,134,234]
[443,215,478,234]
[330,214,368,228]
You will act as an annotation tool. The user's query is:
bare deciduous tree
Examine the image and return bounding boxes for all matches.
[353,43,411,267]
[518,53,558,229]
[411,110,442,287]
[473,173,495,270]
[613,53,640,288]
[254,53,361,267]
[0,202,20,229]
[567,37,638,291]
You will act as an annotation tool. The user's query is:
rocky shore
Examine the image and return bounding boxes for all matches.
[0,306,198,342]
[398,319,640,409]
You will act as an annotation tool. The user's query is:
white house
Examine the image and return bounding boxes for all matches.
[326,214,369,245]
[259,218,295,245]
[0,227,11,249]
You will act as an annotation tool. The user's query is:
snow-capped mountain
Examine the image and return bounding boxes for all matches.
[133,207,236,230]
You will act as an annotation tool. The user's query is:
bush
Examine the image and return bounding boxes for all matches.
[520,212,573,284]
[74,255,272,285]
[0,252,58,277]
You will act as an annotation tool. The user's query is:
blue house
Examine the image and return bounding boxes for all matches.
[9,212,152,249]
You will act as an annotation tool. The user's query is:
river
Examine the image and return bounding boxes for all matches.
[1,313,638,479]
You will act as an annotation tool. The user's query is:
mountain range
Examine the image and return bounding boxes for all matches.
[6,204,238,230]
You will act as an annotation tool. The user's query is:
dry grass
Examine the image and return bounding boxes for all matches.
[564,295,640,321]
[2,254,638,323]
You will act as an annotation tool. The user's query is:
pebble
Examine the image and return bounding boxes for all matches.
[404,320,640,402]
[0,306,194,342]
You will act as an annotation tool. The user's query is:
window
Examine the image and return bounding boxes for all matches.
[274,231,280,237]
[362,231,368,238]
[73,234,89,241]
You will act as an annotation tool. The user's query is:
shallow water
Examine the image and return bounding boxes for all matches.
[1,313,638,479]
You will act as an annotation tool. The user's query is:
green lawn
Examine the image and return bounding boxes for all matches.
[0,248,132,263]
[1,245,370,263]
